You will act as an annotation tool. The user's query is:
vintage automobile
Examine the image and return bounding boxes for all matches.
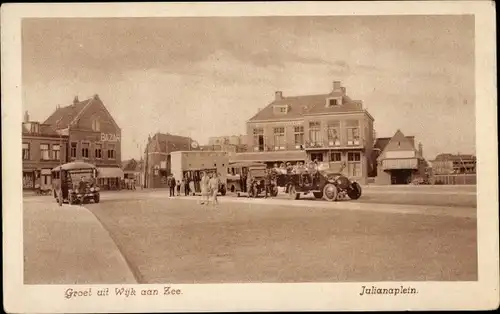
[286,162,362,201]
[238,165,279,198]
[51,161,101,205]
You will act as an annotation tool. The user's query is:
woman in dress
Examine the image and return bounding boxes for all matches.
[199,172,210,205]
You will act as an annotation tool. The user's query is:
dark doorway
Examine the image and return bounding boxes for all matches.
[390,169,413,184]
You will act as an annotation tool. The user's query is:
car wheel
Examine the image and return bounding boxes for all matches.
[322,183,338,202]
[347,182,362,200]
[313,192,323,199]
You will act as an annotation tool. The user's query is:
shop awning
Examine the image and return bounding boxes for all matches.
[230,150,307,163]
[382,158,418,170]
[98,167,124,179]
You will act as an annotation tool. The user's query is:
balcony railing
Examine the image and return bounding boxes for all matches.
[304,138,365,149]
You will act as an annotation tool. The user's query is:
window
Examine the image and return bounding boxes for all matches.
[81,142,90,159]
[92,118,100,132]
[22,143,30,160]
[31,123,39,134]
[253,128,264,152]
[346,120,360,145]
[330,152,342,162]
[70,142,77,158]
[40,144,50,160]
[273,105,288,114]
[309,121,321,145]
[327,121,340,146]
[347,152,362,177]
[294,126,304,148]
[310,152,323,162]
[52,144,61,161]
[327,97,342,107]
[107,144,116,159]
[273,127,285,150]
[95,143,102,159]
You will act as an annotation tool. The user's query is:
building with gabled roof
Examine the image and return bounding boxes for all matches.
[143,132,199,188]
[373,129,429,184]
[430,153,476,174]
[42,94,124,189]
[240,80,375,183]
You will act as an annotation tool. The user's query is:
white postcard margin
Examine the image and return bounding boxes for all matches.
[1,1,498,313]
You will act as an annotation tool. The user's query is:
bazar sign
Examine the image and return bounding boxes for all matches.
[100,133,120,142]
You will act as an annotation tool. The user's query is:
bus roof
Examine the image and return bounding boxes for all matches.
[52,161,97,172]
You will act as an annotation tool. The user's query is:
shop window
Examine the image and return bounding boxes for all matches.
[70,142,77,158]
[52,144,60,161]
[40,144,50,160]
[81,143,90,159]
[22,143,30,160]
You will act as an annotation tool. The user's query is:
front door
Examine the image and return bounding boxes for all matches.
[258,135,264,151]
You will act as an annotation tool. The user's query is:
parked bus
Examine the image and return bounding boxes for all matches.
[170,151,229,195]
[226,161,266,194]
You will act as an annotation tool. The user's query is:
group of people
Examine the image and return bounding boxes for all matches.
[166,175,196,197]
[166,172,222,206]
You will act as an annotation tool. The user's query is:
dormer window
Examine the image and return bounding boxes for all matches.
[273,105,289,114]
[326,97,342,107]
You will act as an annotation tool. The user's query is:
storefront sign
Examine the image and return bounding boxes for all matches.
[100,133,120,142]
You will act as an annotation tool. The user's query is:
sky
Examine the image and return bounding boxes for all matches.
[22,15,475,160]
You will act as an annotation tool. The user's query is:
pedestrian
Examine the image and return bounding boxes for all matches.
[246,173,254,197]
[209,173,219,205]
[180,178,186,196]
[199,172,210,205]
[263,169,271,198]
[176,180,181,196]
[169,175,176,197]
[189,177,195,196]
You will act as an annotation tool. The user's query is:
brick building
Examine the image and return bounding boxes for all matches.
[143,132,198,188]
[22,111,69,190]
[235,80,375,183]
[372,129,428,184]
[43,94,123,190]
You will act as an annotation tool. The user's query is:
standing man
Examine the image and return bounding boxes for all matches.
[199,172,210,205]
[209,173,219,206]
[169,175,176,197]
[263,169,271,198]
[246,172,254,197]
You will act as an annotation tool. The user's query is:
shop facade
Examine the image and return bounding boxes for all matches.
[22,116,69,191]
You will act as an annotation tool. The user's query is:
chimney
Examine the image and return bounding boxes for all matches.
[275,91,283,101]
[73,96,79,104]
[23,111,29,123]
[333,80,342,91]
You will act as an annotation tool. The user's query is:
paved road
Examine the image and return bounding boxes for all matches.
[85,190,476,283]
[25,187,477,284]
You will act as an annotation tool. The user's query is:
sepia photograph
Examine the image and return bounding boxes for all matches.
[2,1,498,313]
